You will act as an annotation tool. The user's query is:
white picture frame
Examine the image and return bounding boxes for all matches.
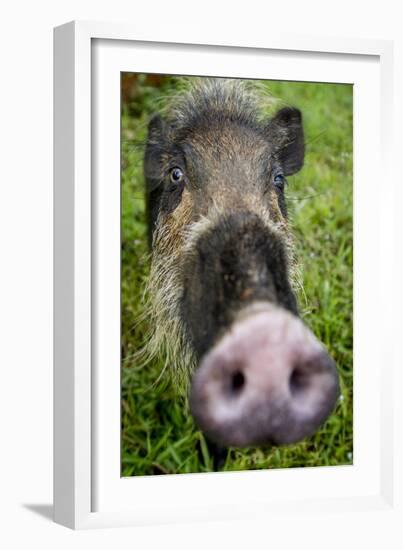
[54,20,400,531]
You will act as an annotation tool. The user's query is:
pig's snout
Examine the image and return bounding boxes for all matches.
[190,306,339,447]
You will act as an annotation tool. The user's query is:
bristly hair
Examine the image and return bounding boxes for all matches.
[134,209,198,396]
[161,77,278,136]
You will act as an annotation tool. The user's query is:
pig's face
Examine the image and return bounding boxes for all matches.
[144,79,339,448]
[146,87,303,245]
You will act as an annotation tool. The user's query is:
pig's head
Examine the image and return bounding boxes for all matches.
[143,79,339,447]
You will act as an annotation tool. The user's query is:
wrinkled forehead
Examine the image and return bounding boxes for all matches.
[176,121,271,183]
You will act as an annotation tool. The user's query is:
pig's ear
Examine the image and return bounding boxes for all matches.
[144,114,172,247]
[144,113,170,190]
[267,107,305,176]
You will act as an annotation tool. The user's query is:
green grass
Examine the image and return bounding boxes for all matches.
[121,75,353,476]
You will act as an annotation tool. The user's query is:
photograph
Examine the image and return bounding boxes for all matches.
[120,74,353,476]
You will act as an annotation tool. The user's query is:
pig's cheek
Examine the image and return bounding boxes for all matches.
[171,188,194,226]
[267,188,286,224]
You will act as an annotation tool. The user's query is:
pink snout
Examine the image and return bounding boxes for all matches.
[190,306,339,447]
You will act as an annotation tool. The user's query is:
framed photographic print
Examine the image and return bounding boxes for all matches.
[54,21,400,531]
[120,72,352,475]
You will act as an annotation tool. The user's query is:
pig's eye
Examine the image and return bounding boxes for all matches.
[169,167,184,184]
[273,173,285,190]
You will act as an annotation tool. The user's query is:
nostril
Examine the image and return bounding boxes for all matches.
[289,367,310,396]
[230,370,246,395]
